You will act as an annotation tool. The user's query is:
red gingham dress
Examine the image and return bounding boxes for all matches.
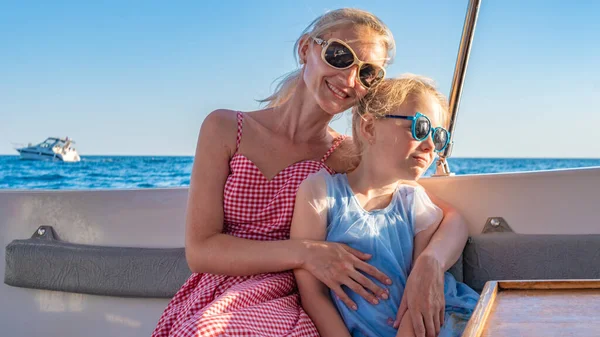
[152,112,346,337]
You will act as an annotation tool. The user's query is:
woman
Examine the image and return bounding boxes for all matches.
[152,8,467,337]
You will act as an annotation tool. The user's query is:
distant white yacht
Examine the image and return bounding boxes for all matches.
[15,137,81,162]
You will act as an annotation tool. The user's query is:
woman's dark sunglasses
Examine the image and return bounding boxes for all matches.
[312,37,386,88]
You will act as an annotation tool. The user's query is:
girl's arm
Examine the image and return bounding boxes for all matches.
[412,215,442,265]
[184,110,389,308]
[291,174,351,337]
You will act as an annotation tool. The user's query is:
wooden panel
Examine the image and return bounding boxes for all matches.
[462,281,498,337]
[498,279,600,290]
[463,280,600,337]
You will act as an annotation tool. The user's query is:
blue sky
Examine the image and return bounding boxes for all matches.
[1,0,598,157]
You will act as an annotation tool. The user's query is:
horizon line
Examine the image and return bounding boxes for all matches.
[1,154,600,160]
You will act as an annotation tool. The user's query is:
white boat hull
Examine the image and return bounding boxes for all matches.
[1,167,600,336]
[15,137,81,162]
[17,149,81,162]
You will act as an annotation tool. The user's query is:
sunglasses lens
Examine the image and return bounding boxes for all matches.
[433,129,449,151]
[414,116,431,140]
[359,65,385,88]
[322,40,385,88]
[324,41,355,68]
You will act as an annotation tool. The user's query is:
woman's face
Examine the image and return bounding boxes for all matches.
[300,26,388,116]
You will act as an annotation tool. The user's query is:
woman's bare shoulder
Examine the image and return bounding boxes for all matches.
[202,109,239,128]
[198,109,240,156]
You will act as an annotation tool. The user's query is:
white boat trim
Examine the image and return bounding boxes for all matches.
[2,168,600,336]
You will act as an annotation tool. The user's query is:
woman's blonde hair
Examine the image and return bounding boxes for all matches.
[260,8,395,107]
[351,74,450,153]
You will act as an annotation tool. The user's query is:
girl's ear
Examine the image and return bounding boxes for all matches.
[360,114,377,145]
[298,34,311,65]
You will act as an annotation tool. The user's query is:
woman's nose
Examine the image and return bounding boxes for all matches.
[341,66,359,88]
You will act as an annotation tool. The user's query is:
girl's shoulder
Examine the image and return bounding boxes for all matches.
[297,170,350,205]
[393,183,425,212]
[295,169,336,215]
[297,169,331,197]
[397,181,420,197]
[395,182,443,231]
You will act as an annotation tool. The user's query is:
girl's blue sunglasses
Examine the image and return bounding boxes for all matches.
[381,112,450,152]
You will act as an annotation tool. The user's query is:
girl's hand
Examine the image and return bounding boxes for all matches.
[301,240,392,310]
[394,254,445,337]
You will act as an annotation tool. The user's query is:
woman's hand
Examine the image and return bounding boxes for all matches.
[300,240,392,310]
[396,309,416,337]
[394,254,445,337]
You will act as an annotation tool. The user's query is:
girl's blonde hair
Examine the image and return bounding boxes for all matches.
[351,74,450,153]
[260,8,395,107]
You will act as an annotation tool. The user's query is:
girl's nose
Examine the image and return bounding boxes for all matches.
[419,133,435,152]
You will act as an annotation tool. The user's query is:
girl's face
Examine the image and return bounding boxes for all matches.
[299,26,388,116]
[369,94,445,180]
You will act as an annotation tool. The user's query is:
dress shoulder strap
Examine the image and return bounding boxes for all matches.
[320,135,347,163]
[235,111,244,153]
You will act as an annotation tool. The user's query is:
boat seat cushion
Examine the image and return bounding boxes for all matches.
[4,232,464,298]
[6,232,600,298]
[462,233,600,292]
[4,237,192,298]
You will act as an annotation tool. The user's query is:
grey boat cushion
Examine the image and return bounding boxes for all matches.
[7,228,600,298]
[463,233,600,292]
[4,228,465,298]
[5,236,192,298]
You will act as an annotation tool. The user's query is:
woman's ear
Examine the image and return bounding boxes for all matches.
[297,34,311,65]
[360,114,377,145]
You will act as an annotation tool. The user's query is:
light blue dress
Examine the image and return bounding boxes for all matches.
[323,173,479,337]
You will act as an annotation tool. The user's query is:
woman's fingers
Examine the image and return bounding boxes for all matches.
[410,310,426,337]
[331,285,357,311]
[306,243,394,310]
[353,258,392,286]
[393,296,408,328]
[343,277,379,305]
[423,312,436,337]
[341,244,372,261]
[350,270,389,300]
[433,310,441,336]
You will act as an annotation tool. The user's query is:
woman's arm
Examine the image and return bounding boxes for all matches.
[418,191,469,271]
[184,110,390,307]
[184,109,306,275]
[412,214,442,269]
[394,186,469,337]
[291,175,351,337]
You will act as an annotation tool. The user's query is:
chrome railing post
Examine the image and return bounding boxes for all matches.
[434,0,482,176]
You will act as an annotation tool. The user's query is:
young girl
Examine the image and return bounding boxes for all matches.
[291,75,479,337]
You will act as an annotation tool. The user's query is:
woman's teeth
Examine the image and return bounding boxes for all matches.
[327,82,348,99]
